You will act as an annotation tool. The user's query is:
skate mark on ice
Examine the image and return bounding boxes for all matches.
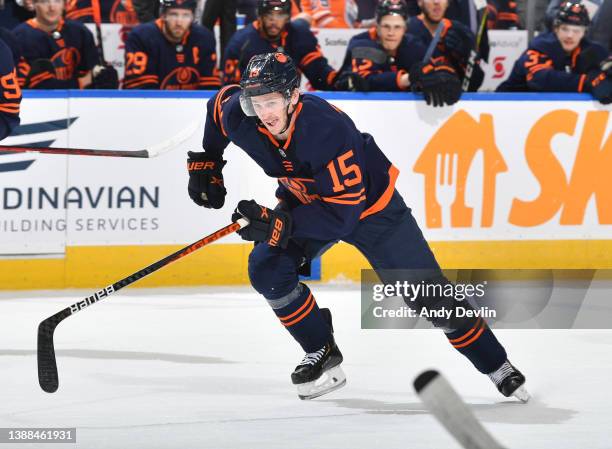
[0,349,235,365]
[320,398,576,424]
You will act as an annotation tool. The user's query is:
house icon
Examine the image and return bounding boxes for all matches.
[414,110,508,228]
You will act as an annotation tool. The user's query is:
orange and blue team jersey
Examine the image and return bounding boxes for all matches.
[338,27,426,91]
[407,16,482,90]
[222,19,337,90]
[486,0,520,30]
[496,32,609,92]
[0,37,21,140]
[294,0,359,28]
[123,19,221,90]
[65,0,139,25]
[13,19,97,89]
[203,86,399,240]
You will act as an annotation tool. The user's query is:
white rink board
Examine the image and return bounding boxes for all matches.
[1,92,610,255]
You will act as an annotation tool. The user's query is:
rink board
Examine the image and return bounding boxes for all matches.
[1,91,611,289]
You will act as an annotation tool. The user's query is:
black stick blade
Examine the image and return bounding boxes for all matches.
[413,369,440,393]
[37,310,70,393]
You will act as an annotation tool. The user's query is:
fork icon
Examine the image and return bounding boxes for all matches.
[435,153,458,228]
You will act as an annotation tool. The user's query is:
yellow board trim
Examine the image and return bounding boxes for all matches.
[2,240,612,290]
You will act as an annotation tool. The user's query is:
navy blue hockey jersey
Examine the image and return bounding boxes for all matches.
[496,32,609,92]
[14,18,97,89]
[338,27,425,91]
[124,19,221,90]
[0,37,21,140]
[222,19,337,90]
[407,16,483,90]
[202,86,400,241]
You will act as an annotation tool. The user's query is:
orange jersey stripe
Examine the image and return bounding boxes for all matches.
[453,325,486,349]
[0,105,20,114]
[281,296,316,327]
[448,318,483,344]
[279,293,313,322]
[281,102,303,150]
[322,195,366,205]
[322,188,365,200]
[360,165,400,220]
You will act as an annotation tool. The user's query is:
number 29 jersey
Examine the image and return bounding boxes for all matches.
[123,19,221,90]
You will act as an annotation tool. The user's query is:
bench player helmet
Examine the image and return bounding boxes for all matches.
[554,1,590,27]
[159,0,196,13]
[376,0,409,22]
[239,52,299,116]
[258,0,292,17]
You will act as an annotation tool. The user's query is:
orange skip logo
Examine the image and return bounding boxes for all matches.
[414,110,507,229]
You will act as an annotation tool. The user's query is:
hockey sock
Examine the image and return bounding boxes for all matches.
[270,283,332,353]
[445,317,507,374]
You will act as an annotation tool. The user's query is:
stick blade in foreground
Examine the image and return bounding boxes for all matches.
[414,370,508,449]
[37,310,70,393]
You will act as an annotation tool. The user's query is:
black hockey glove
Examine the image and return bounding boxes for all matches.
[231,200,292,248]
[575,46,604,73]
[584,69,611,105]
[187,151,227,209]
[90,64,119,89]
[443,22,474,64]
[409,61,462,107]
[334,72,370,92]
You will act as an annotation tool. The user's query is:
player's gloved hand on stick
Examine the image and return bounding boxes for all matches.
[334,72,370,92]
[187,151,227,209]
[443,22,474,64]
[409,60,462,107]
[575,46,603,73]
[90,64,119,89]
[584,68,611,105]
[231,200,292,248]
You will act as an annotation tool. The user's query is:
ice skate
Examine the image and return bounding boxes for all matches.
[291,338,346,400]
[488,360,530,403]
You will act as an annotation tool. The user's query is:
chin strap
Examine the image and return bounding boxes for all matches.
[278,93,299,135]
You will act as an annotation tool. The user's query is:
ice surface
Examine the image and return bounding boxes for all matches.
[1,285,610,449]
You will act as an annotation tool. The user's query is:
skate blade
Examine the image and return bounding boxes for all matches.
[297,366,346,400]
[512,385,530,403]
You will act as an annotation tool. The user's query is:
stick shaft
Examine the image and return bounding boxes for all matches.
[0,145,148,158]
[37,218,247,393]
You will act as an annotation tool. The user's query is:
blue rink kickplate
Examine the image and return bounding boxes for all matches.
[299,257,321,281]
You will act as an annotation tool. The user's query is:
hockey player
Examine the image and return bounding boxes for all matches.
[293,0,359,28]
[14,0,115,89]
[123,0,221,90]
[222,0,337,90]
[186,52,529,401]
[65,0,139,25]
[336,0,462,107]
[407,0,485,91]
[0,37,21,140]
[486,0,521,30]
[497,0,610,104]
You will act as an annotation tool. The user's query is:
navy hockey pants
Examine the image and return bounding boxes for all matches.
[247,190,507,374]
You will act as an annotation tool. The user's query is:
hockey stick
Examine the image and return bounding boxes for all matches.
[462,0,489,91]
[423,20,445,63]
[0,120,199,158]
[414,370,508,449]
[92,0,106,65]
[37,218,248,393]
